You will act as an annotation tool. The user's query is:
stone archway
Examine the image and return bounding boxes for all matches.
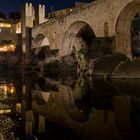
[115,0,140,59]
[41,37,50,47]
[32,33,50,58]
[31,33,51,73]
[61,21,96,71]
[32,33,50,50]
[61,21,96,56]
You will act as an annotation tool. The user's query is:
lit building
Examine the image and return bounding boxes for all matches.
[0,81,17,115]
[16,21,21,34]
[0,18,21,52]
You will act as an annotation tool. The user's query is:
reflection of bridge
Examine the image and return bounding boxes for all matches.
[31,77,139,140]
[24,0,140,60]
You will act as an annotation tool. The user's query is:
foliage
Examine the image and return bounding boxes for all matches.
[0,12,6,19]
[8,12,21,20]
[0,40,16,46]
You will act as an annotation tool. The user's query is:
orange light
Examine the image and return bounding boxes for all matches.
[0,44,16,52]
[1,83,15,95]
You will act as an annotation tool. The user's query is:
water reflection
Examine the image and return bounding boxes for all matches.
[32,74,140,140]
[0,68,140,140]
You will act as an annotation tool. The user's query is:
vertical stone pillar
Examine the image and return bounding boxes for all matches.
[114,96,134,139]
[39,115,45,133]
[21,3,35,64]
[38,5,45,24]
[24,27,32,64]
[26,110,34,134]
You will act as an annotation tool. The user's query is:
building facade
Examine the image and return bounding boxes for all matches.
[0,18,21,52]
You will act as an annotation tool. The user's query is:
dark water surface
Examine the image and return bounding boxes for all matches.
[0,66,140,140]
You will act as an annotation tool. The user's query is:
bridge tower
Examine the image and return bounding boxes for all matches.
[21,3,35,64]
[36,4,46,25]
[21,3,46,64]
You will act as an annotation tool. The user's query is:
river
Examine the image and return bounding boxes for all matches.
[0,66,140,140]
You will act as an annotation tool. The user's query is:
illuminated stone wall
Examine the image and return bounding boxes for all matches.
[32,0,139,59]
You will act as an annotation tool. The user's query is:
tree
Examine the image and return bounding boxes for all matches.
[8,12,21,20]
[0,12,6,19]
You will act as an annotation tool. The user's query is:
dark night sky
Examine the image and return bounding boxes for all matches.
[0,0,93,16]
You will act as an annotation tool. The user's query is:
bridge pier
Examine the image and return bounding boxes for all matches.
[22,27,32,64]
[21,3,46,64]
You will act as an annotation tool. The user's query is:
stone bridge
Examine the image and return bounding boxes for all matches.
[31,0,140,60]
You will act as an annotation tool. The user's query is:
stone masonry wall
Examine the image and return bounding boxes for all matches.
[32,0,137,58]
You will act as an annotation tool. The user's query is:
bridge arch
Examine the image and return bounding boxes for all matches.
[32,33,50,59]
[61,21,96,56]
[32,33,50,49]
[115,0,140,59]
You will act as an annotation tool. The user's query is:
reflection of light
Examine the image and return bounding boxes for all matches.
[10,85,15,94]
[0,103,11,114]
[41,91,50,102]
[1,83,15,95]
[0,109,11,114]
[3,85,7,94]
[16,103,21,113]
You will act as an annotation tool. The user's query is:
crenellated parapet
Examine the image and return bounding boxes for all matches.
[38,4,45,24]
[21,2,46,64]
